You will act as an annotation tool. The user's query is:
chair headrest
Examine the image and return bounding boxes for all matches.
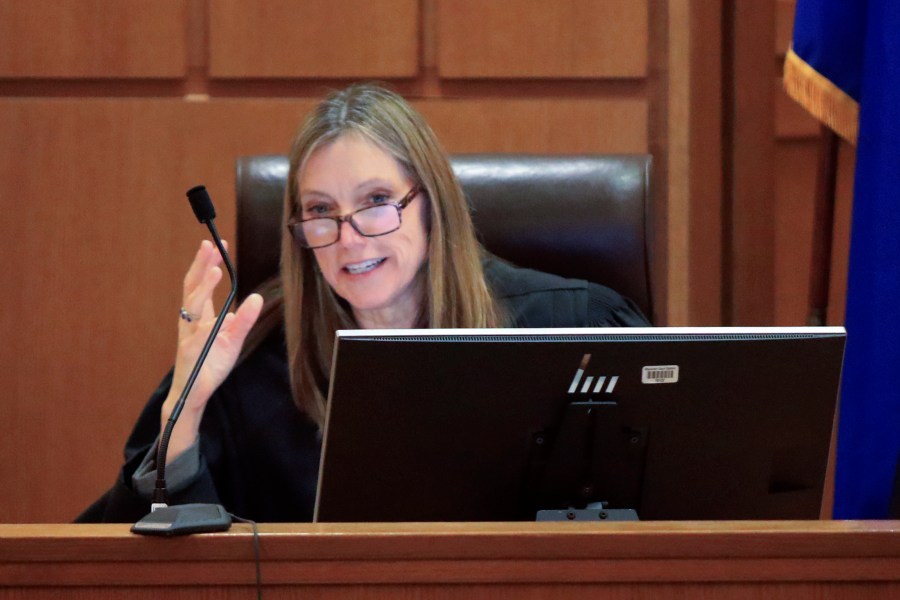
[236,154,653,318]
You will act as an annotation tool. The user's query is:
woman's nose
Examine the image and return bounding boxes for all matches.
[337,219,366,247]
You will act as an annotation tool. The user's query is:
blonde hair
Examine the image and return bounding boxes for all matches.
[281,83,502,425]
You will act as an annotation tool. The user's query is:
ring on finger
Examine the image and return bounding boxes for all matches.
[179,307,201,323]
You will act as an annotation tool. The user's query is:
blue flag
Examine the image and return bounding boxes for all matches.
[785,0,900,518]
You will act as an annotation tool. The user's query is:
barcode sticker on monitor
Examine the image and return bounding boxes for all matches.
[642,365,679,384]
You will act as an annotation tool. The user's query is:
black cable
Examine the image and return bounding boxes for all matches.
[229,513,262,600]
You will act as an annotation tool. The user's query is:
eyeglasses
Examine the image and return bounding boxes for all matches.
[287,185,421,249]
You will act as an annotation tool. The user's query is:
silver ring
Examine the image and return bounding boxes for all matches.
[179,307,200,323]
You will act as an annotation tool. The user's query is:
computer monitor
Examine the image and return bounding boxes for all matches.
[314,327,846,522]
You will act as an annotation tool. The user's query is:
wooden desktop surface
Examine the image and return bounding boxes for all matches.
[2,520,900,599]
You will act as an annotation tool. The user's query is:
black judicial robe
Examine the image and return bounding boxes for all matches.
[76,260,649,523]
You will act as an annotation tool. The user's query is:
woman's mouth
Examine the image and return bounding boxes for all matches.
[344,257,386,275]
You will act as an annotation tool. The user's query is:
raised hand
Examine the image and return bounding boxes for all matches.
[161,240,263,464]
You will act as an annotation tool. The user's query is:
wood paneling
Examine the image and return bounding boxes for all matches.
[667,0,723,326]
[0,99,314,522]
[775,0,796,56]
[774,142,817,324]
[666,0,690,326]
[727,1,777,325]
[776,80,821,139]
[208,0,419,78]
[4,522,900,599]
[827,142,855,325]
[437,0,648,79]
[0,0,187,79]
[418,99,647,153]
[646,0,670,326]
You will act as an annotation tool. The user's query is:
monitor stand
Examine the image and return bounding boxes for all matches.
[526,399,647,521]
[536,501,639,521]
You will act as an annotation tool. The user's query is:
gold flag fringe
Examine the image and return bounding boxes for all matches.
[783,48,859,145]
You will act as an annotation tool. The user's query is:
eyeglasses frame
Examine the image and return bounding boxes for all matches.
[287,184,421,249]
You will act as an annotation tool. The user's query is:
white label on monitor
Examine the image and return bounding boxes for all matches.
[642,365,679,383]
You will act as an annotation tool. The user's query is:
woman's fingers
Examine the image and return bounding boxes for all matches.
[181,266,223,326]
[215,293,263,344]
[230,293,264,340]
[183,241,219,295]
[181,240,233,318]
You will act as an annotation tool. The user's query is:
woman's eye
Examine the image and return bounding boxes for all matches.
[369,193,391,205]
[305,203,332,216]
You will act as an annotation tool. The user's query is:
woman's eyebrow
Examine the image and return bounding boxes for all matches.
[298,188,333,200]
[300,179,396,198]
[354,178,396,191]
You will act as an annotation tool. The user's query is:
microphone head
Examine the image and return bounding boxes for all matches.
[186,185,216,223]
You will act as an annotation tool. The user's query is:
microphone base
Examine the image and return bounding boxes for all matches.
[131,503,232,536]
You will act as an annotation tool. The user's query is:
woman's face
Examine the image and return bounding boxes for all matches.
[297,132,429,328]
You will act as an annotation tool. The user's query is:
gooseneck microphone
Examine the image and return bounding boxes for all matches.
[132,185,237,536]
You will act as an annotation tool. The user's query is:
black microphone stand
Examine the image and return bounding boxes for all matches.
[132,186,235,536]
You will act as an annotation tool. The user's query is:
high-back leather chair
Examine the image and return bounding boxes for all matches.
[235,154,654,319]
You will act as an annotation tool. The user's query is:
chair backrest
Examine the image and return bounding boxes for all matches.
[235,154,653,318]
